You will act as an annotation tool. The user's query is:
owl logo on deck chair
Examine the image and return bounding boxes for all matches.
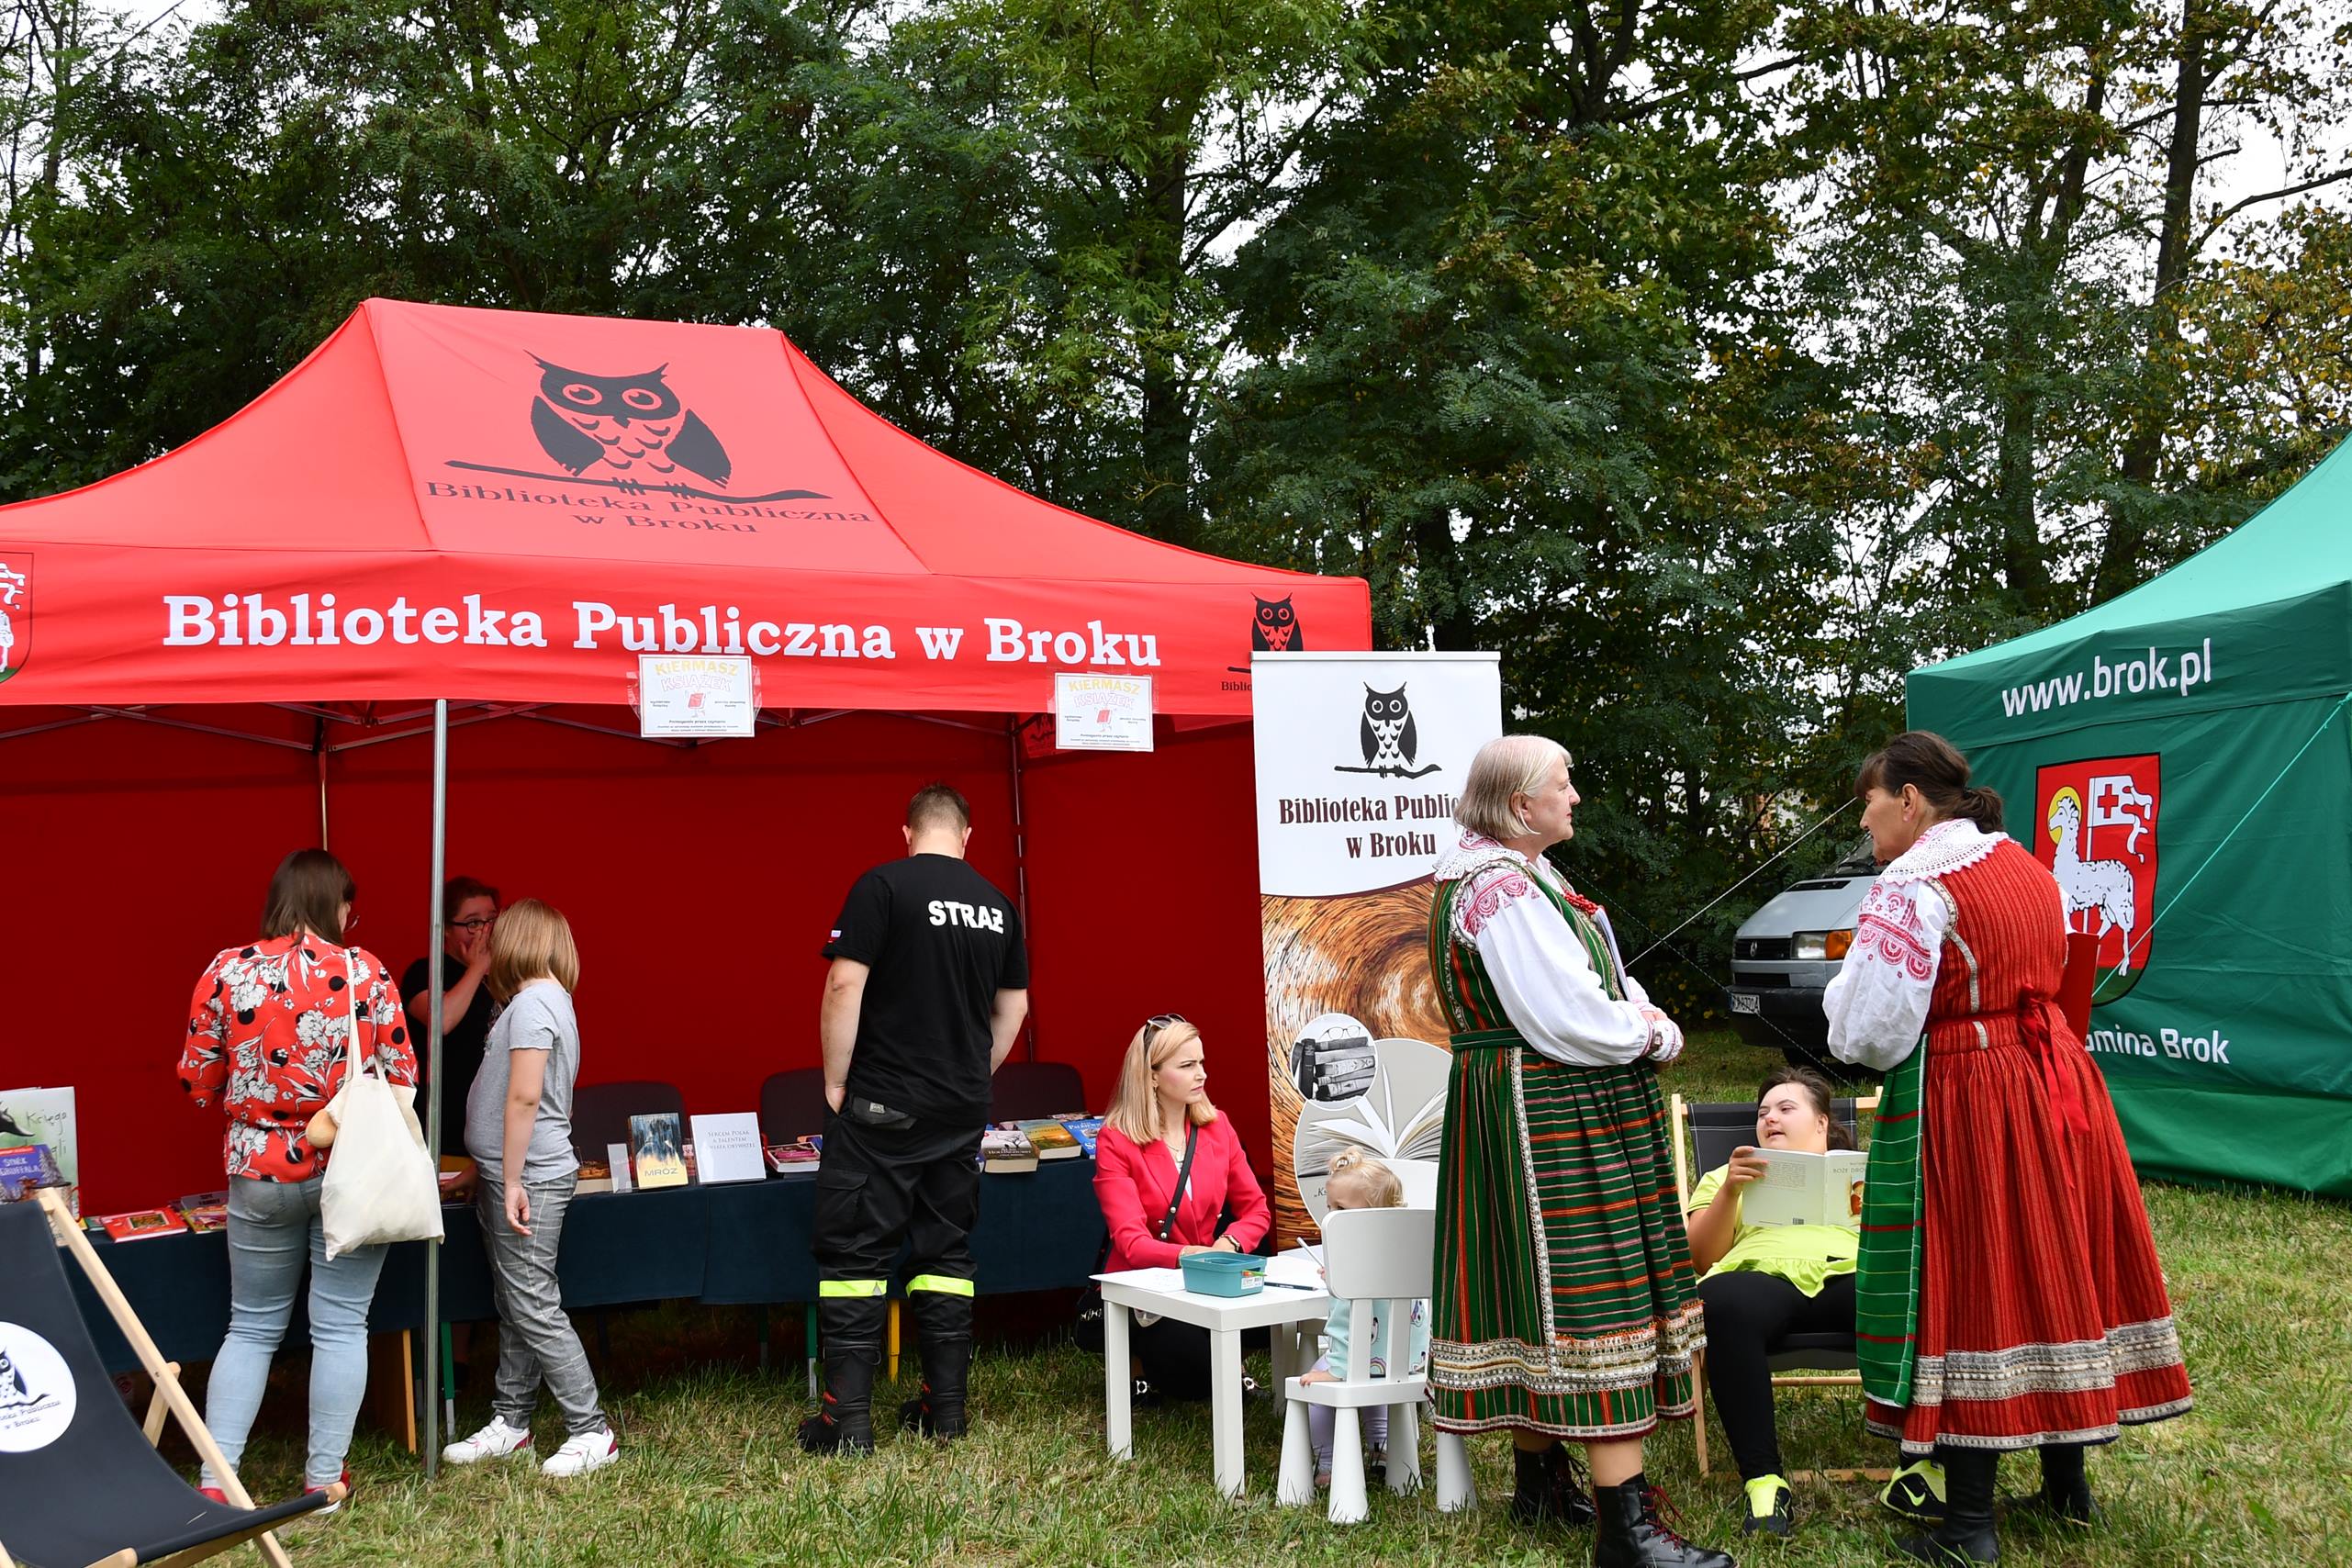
[530,360,733,489]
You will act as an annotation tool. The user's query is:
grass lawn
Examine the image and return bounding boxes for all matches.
[199,1030,2350,1566]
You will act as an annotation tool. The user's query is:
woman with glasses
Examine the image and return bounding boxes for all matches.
[1090,1014,1271,1401]
[178,848,412,1512]
[1426,735,1730,1568]
[404,875,501,1158]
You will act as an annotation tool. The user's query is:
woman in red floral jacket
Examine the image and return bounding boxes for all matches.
[177,848,413,1509]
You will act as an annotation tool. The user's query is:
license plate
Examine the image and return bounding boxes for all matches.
[1729,992,1761,1014]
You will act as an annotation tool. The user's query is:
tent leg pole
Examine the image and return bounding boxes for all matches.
[316,718,331,850]
[1007,719,1036,1062]
[423,698,448,1478]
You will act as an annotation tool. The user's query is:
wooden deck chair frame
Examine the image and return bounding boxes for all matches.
[1668,1090,1891,1485]
[15,1187,343,1568]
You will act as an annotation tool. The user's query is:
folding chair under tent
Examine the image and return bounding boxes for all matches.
[0,1193,337,1568]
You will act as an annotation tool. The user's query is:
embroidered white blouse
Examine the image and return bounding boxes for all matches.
[1436,831,1683,1069]
[1823,818,1999,1072]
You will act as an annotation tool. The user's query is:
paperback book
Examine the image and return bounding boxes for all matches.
[1007,1119,1083,1160]
[177,1191,230,1232]
[630,1113,689,1189]
[1056,1116,1104,1159]
[980,1128,1038,1173]
[1739,1148,1868,1229]
[89,1207,188,1242]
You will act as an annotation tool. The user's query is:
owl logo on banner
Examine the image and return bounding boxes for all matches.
[2034,755,2159,1001]
[1337,684,1442,780]
[0,554,29,684]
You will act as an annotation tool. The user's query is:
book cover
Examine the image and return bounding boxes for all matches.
[1739,1148,1868,1229]
[689,1112,768,1185]
[92,1207,188,1242]
[574,1158,614,1195]
[1056,1116,1104,1159]
[764,1136,823,1172]
[0,1143,66,1204]
[979,1127,1038,1173]
[0,1088,76,1192]
[177,1190,230,1232]
[1011,1119,1083,1160]
[629,1113,689,1189]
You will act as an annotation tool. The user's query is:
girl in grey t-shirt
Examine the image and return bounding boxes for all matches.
[444,900,618,1479]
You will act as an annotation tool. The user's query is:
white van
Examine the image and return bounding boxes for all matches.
[1724,839,1878,1070]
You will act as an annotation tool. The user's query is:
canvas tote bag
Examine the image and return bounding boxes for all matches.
[319,951,445,1259]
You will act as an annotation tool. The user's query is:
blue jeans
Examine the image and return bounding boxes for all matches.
[200,1175,387,1489]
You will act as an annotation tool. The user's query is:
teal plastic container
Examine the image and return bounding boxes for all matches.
[1180,1250,1266,1296]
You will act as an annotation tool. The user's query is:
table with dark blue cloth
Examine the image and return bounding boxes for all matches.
[68,1160,1105,1374]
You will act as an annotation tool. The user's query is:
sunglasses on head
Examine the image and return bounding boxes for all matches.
[1143,1013,1187,1045]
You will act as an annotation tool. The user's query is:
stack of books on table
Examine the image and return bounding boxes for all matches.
[178,1191,230,1232]
[979,1128,1038,1173]
[764,1136,823,1173]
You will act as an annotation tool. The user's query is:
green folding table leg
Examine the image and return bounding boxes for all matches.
[804,1304,819,1398]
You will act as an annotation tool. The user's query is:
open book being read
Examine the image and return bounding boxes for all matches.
[1737,1147,1867,1229]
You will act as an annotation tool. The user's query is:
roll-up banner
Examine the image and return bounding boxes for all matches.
[1252,651,1503,1246]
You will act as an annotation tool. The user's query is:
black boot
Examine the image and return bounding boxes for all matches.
[2033,1442,2100,1525]
[797,1295,886,1455]
[897,1287,974,1439]
[1508,1440,1597,1529]
[1897,1447,1998,1564]
[1592,1473,1735,1568]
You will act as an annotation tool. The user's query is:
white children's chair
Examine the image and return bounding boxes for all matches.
[1275,1205,1474,1524]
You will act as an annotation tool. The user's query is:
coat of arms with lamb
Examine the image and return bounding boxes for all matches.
[2046,776,2152,971]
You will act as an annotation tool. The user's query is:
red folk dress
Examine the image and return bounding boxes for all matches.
[179,936,414,1182]
[1827,818,2192,1453]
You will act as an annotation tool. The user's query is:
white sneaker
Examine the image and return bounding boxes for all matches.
[442,1416,533,1465]
[540,1428,619,1477]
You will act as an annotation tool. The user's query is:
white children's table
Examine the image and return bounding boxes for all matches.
[1095,1260,1331,1499]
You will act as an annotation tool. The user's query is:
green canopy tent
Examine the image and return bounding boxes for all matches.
[1907,438,2352,1198]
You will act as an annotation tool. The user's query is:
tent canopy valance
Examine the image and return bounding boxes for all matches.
[0,299,1367,711]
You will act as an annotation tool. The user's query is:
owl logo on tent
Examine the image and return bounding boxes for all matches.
[442,355,830,504]
[2034,755,2160,1002]
[0,554,30,684]
[1231,594,1307,673]
[529,360,734,488]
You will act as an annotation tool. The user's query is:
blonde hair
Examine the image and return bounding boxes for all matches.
[1103,1017,1218,1143]
[1325,1147,1404,1209]
[485,898,579,1002]
[1455,734,1574,841]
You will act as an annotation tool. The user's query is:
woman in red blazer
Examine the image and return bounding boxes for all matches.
[1091,1014,1271,1399]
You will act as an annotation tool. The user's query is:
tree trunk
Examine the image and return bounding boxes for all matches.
[1134,125,1194,547]
[2099,0,2207,605]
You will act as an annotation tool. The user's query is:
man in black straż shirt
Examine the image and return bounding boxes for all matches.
[798,782,1030,1454]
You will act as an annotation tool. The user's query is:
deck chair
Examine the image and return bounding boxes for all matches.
[1274,1206,1473,1524]
[0,1191,339,1568]
[987,1061,1086,1124]
[1669,1091,1888,1484]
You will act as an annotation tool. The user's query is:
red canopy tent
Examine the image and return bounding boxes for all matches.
[0,299,1370,1446]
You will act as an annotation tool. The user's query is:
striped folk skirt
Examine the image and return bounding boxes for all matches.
[1865,1024,2194,1454]
[1428,1038,1703,1439]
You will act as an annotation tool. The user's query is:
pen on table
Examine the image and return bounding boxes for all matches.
[1262,1279,1320,1291]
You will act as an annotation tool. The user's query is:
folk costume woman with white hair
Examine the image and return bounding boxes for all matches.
[1826,732,2190,1566]
[1427,734,1730,1568]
